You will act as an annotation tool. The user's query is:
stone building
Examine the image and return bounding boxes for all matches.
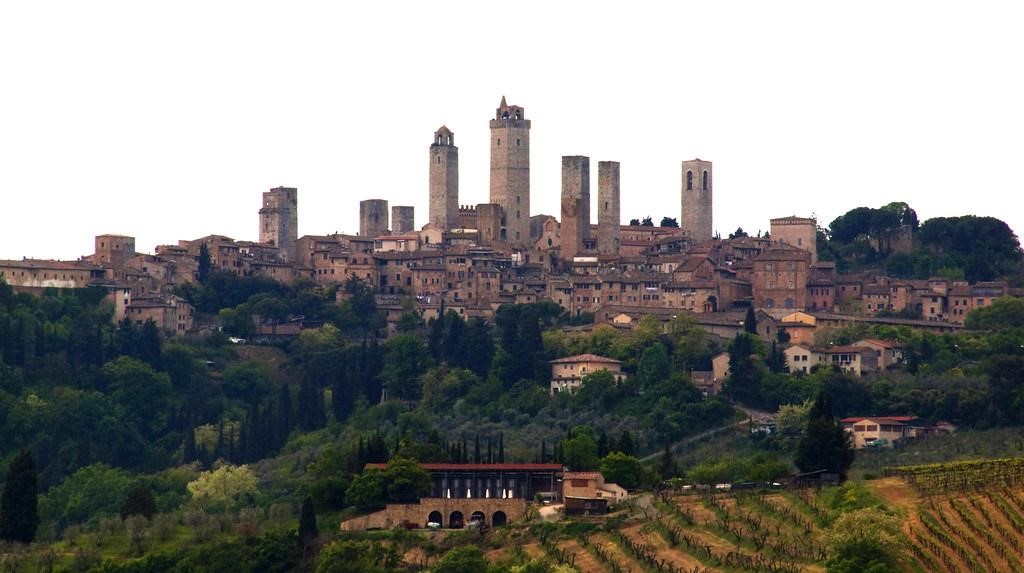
[560,155,590,261]
[428,126,459,232]
[770,216,817,264]
[259,186,298,262]
[549,353,625,395]
[751,244,811,310]
[391,206,415,233]
[94,234,136,267]
[489,97,531,244]
[359,199,389,238]
[681,158,713,242]
[597,161,621,255]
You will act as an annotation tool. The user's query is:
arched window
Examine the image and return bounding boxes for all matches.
[702,171,708,190]
[686,171,693,190]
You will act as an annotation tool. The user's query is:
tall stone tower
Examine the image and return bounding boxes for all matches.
[770,216,818,264]
[560,156,590,260]
[597,161,621,255]
[392,206,415,233]
[681,159,713,242]
[489,96,531,244]
[359,199,389,238]
[259,186,298,261]
[429,126,459,231]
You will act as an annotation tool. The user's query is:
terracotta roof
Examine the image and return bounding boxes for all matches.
[855,338,903,349]
[563,472,601,479]
[366,463,563,472]
[841,416,918,424]
[550,353,623,365]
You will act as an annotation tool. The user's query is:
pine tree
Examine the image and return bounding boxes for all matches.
[659,440,675,479]
[0,450,39,543]
[795,393,855,478]
[298,495,318,545]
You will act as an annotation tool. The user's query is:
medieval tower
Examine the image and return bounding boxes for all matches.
[489,96,531,244]
[391,206,415,233]
[259,186,298,262]
[681,159,713,242]
[359,199,389,238]
[597,161,621,255]
[428,126,459,231]
[560,156,590,260]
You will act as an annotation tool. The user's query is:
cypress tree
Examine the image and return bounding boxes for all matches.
[474,434,481,464]
[183,427,197,464]
[0,450,39,543]
[298,495,318,545]
[744,307,758,334]
[119,486,157,520]
[498,433,505,463]
[795,393,855,478]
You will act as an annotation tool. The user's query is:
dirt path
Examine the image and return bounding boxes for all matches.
[619,522,707,572]
[563,540,612,573]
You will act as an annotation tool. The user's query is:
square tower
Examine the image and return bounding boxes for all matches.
[429,126,459,231]
[360,199,389,238]
[489,96,531,245]
[560,156,590,260]
[681,159,713,242]
[259,186,298,262]
[392,206,415,233]
[597,161,621,255]
[94,234,136,267]
[770,216,818,264]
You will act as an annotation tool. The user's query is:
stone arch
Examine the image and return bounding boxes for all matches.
[492,511,508,527]
[449,511,464,529]
[686,171,694,190]
[702,170,709,190]
[470,511,486,525]
[428,510,443,527]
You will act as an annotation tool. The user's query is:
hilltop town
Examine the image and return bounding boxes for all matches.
[2,97,1017,347]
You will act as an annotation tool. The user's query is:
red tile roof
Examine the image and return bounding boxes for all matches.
[549,354,623,365]
[366,463,564,472]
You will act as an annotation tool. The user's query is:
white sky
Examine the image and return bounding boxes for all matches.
[2,1,1022,260]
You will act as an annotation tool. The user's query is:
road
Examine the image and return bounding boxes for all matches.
[637,405,775,464]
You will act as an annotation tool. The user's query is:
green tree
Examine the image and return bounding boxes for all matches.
[119,485,157,520]
[344,470,387,511]
[298,495,318,545]
[600,452,644,489]
[315,540,398,573]
[432,546,489,573]
[660,217,679,228]
[641,216,654,227]
[825,507,902,573]
[384,457,431,503]
[186,464,259,510]
[744,307,758,334]
[197,243,212,283]
[637,342,671,388]
[562,428,600,471]
[380,334,431,401]
[723,333,764,406]
[0,450,39,543]
[795,394,855,478]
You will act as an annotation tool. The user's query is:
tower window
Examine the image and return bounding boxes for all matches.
[437,157,440,164]
[686,171,693,190]
[516,138,520,146]
[497,138,501,146]
[702,171,708,190]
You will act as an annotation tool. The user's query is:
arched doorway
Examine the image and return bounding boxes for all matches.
[470,511,486,526]
[449,511,464,529]
[492,511,508,527]
[427,511,443,527]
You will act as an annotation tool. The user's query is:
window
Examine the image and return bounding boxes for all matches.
[686,171,693,190]
[497,138,501,146]
[702,170,708,190]
[516,138,520,146]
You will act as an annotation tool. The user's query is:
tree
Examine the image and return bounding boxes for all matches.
[119,485,157,520]
[0,450,39,543]
[197,243,212,283]
[186,464,259,509]
[380,334,430,401]
[432,546,489,573]
[298,495,318,545]
[383,457,431,503]
[641,216,654,227]
[825,508,902,573]
[659,217,679,228]
[562,428,599,471]
[728,227,749,239]
[744,307,758,334]
[723,333,764,406]
[795,393,855,478]
[629,218,641,226]
[600,452,644,489]
[315,540,398,573]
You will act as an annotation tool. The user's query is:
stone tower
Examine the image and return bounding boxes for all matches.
[770,216,818,264]
[597,161,621,255]
[560,156,590,260]
[681,159,713,242]
[392,206,415,233]
[359,199,389,238]
[429,126,459,231]
[489,96,531,244]
[259,186,298,261]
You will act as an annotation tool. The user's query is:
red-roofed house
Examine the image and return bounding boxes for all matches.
[549,354,625,395]
[841,416,919,448]
[852,339,905,370]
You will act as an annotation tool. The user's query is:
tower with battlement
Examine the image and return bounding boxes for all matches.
[560,156,590,260]
[597,161,621,255]
[259,186,298,262]
[429,126,459,231]
[489,96,531,245]
[360,199,389,238]
[681,159,713,242]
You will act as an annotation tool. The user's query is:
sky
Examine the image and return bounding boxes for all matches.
[1,1,1022,260]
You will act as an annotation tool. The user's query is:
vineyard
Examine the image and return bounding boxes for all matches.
[889,456,1024,495]
[437,473,1024,573]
